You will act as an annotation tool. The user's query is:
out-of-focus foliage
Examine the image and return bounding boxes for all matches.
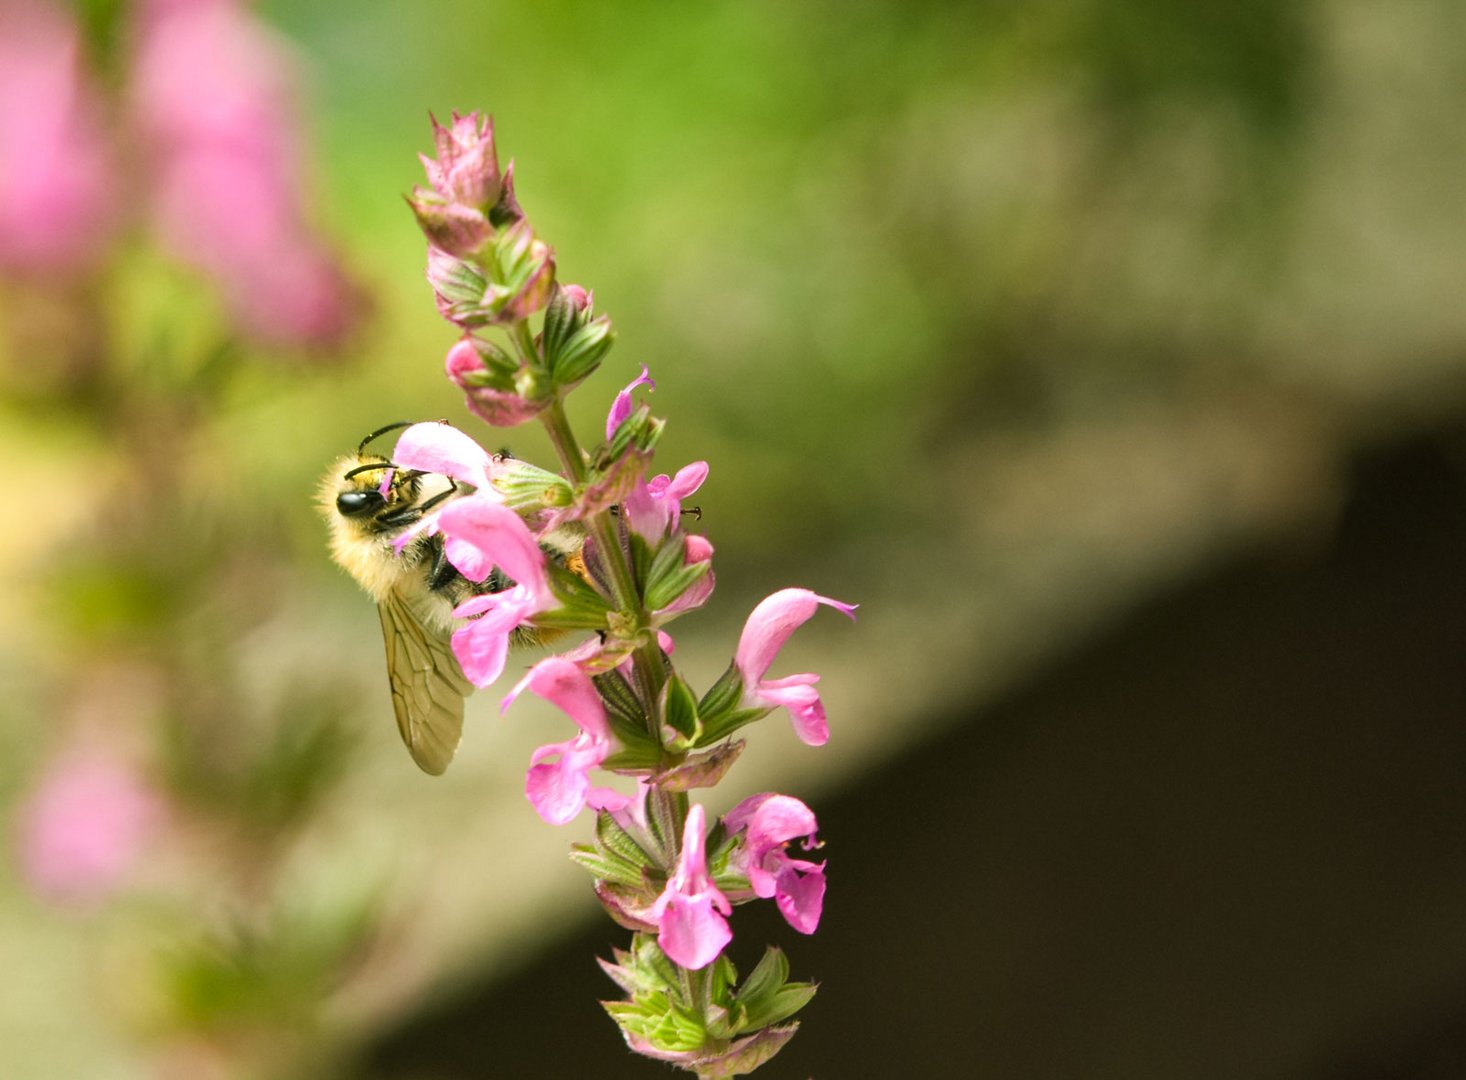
[2,0,1464,1077]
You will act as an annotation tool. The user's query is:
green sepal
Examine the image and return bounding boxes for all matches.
[595,808,656,869]
[645,786,682,857]
[598,947,643,997]
[603,996,708,1054]
[698,665,744,725]
[568,845,647,890]
[698,706,771,747]
[626,529,655,591]
[551,317,614,387]
[432,256,491,323]
[731,948,818,1032]
[540,561,612,627]
[593,670,644,727]
[662,672,700,742]
[540,283,582,363]
[580,447,652,519]
[599,737,663,772]
[745,984,817,1032]
[603,403,664,463]
[641,933,683,985]
[492,460,573,511]
[455,337,518,383]
[644,554,711,614]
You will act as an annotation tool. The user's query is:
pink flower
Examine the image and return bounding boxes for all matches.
[724,793,826,934]
[131,0,360,346]
[17,751,162,905]
[734,589,857,746]
[436,498,553,686]
[444,336,548,426]
[502,657,627,825]
[650,804,732,970]
[653,534,716,620]
[0,0,117,273]
[606,364,654,441]
[623,461,709,542]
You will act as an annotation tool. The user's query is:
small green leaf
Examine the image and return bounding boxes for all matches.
[551,318,614,386]
[569,848,646,889]
[697,706,770,747]
[662,673,700,741]
[697,666,744,725]
[595,811,655,868]
[745,984,817,1030]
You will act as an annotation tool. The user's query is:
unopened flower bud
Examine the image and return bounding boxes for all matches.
[445,335,550,426]
[491,220,556,322]
[422,111,502,210]
[406,188,492,257]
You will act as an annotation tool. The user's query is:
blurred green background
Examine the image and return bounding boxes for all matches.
[3,1,1466,1076]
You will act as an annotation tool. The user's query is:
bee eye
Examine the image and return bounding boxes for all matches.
[337,490,385,517]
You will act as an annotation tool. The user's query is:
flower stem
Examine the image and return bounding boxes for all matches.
[539,394,587,485]
[538,396,658,703]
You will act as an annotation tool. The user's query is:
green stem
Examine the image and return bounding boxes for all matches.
[539,395,588,484]
[537,397,655,702]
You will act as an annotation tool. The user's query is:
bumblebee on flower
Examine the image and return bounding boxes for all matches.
[322,109,856,1076]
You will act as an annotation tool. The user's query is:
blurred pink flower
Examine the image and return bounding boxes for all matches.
[16,752,162,905]
[0,0,118,273]
[131,0,360,346]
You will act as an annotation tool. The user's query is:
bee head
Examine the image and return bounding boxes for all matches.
[329,455,422,522]
[336,488,387,517]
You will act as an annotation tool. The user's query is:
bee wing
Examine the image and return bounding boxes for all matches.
[377,587,474,775]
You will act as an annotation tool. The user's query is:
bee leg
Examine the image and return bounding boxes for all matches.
[426,541,463,593]
[378,482,461,527]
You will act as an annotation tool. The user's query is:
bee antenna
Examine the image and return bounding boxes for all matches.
[344,461,399,481]
[683,505,703,521]
[357,420,416,454]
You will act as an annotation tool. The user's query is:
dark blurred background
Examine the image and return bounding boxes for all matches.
[1,1,1464,1077]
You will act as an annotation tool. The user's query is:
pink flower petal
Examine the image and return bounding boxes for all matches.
[525,738,593,825]
[657,893,734,970]
[734,589,856,684]
[606,364,654,441]
[667,460,708,500]
[507,657,611,741]
[651,804,732,969]
[450,603,519,686]
[437,498,548,594]
[392,421,497,490]
[756,674,828,746]
[773,860,826,934]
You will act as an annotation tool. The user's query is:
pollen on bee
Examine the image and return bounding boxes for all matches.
[564,548,592,586]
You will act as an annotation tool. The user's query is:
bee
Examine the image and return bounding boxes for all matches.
[320,421,547,775]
